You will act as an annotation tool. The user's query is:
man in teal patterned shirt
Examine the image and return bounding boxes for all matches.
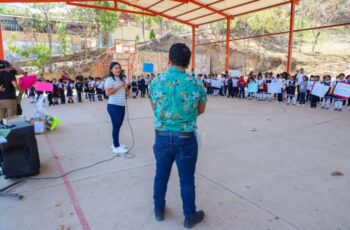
[149,43,207,228]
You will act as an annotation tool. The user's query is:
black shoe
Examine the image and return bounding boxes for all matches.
[154,210,164,221]
[184,210,205,228]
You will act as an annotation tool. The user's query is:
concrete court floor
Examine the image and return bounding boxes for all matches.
[1,96,349,230]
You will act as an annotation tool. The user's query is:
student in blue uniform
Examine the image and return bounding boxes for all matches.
[131,76,138,98]
[66,79,74,103]
[75,76,84,103]
[58,79,66,104]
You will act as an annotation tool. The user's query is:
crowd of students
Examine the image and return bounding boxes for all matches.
[200,68,350,111]
[25,72,156,105]
[25,69,350,112]
[26,73,107,105]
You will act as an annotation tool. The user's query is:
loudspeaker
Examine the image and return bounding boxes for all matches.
[0,122,40,178]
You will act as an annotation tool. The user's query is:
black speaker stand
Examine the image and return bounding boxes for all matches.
[0,178,24,200]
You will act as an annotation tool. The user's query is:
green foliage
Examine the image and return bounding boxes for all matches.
[94,2,120,46]
[27,44,51,69]
[0,5,25,15]
[246,9,289,34]
[57,22,70,55]
[7,38,50,70]
[149,29,156,40]
[135,34,140,43]
[7,34,20,57]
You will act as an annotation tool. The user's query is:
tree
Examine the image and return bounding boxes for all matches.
[135,34,140,43]
[57,22,70,56]
[27,3,62,73]
[7,38,50,73]
[66,6,97,62]
[154,17,164,36]
[94,2,120,47]
[6,35,21,63]
[149,29,156,40]
[26,44,51,73]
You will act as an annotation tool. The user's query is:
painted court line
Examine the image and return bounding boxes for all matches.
[45,134,91,230]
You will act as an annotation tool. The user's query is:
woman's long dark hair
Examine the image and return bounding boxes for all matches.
[109,62,122,80]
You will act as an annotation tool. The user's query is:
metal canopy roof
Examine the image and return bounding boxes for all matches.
[0,0,294,27]
[127,0,292,26]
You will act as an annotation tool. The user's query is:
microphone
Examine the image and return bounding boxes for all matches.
[119,75,126,82]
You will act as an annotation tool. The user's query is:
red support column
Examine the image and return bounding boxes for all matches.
[225,18,231,72]
[0,23,4,60]
[192,26,196,71]
[287,0,296,74]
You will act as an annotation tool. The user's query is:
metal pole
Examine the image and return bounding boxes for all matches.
[287,0,296,74]
[0,23,4,60]
[225,17,231,72]
[192,26,196,71]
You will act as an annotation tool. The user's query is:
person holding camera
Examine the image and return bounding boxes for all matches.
[0,60,24,120]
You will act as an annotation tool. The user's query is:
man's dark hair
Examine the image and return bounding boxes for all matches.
[169,43,191,68]
[0,60,12,70]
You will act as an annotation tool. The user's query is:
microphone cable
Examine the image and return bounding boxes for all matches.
[25,88,137,180]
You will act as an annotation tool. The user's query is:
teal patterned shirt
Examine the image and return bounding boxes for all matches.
[148,66,207,132]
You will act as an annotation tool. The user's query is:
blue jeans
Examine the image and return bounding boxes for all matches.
[239,85,245,98]
[107,104,125,148]
[299,92,306,104]
[153,132,198,219]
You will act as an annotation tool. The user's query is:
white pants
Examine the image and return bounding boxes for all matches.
[287,94,296,104]
[334,99,343,110]
[322,97,331,108]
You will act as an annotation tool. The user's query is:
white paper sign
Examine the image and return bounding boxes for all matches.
[34,121,45,134]
[311,82,329,98]
[267,83,282,93]
[333,83,350,99]
[248,83,258,93]
[211,80,222,88]
[229,70,241,77]
[307,81,314,90]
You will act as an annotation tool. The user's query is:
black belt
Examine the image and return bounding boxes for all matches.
[155,130,195,137]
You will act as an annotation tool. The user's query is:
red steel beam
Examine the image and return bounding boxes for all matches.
[186,12,217,23]
[159,2,185,14]
[172,5,201,18]
[196,1,290,26]
[145,0,164,10]
[196,22,350,46]
[287,0,296,74]
[0,23,4,60]
[172,0,224,18]
[232,1,290,18]
[219,0,260,13]
[192,26,196,70]
[196,17,226,27]
[184,0,235,22]
[118,0,196,27]
[66,1,156,16]
[0,0,102,2]
[225,17,231,71]
[187,0,231,18]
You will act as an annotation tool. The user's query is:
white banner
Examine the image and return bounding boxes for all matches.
[333,83,350,99]
[267,83,282,93]
[311,82,329,98]
[229,70,241,77]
